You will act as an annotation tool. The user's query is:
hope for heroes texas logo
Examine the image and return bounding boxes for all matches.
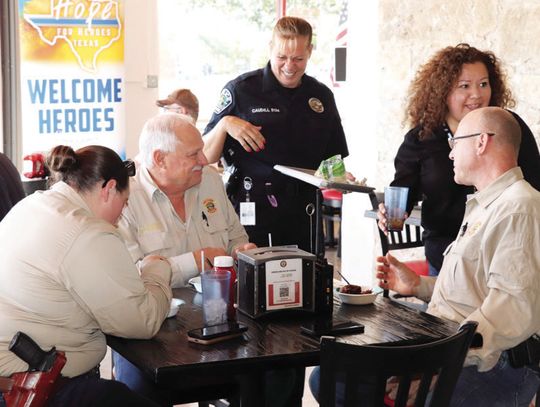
[23,0,122,73]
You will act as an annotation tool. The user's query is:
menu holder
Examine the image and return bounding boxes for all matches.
[273,165,375,194]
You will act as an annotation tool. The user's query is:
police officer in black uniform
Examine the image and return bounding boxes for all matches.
[203,16,348,254]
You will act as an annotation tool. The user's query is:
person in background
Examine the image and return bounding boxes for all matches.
[312,107,540,406]
[156,88,199,124]
[0,152,25,222]
[0,145,172,407]
[377,44,540,276]
[202,16,349,253]
[113,113,256,406]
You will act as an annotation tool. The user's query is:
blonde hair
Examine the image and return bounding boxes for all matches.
[272,16,312,45]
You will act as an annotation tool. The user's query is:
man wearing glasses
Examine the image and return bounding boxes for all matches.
[374,107,540,406]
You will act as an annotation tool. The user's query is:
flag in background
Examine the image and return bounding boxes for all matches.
[336,0,348,47]
[331,0,348,86]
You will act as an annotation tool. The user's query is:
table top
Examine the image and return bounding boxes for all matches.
[107,287,457,388]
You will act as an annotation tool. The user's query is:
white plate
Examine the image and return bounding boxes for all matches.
[188,276,202,293]
[336,287,381,305]
[167,298,185,318]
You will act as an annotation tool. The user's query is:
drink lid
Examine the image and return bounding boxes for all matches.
[214,255,234,267]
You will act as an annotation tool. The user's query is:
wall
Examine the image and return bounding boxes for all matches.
[124,0,159,159]
[340,0,540,284]
[376,0,540,187]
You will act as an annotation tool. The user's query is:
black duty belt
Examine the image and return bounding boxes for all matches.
[506,335,540,369]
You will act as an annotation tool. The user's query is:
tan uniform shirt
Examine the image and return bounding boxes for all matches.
[118,166,249,287]
[424,168,540,371]
[0,182,172,377]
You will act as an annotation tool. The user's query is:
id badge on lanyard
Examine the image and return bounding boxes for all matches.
[240,177,256,225]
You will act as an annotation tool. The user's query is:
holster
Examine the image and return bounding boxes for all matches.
[222,163,241,200]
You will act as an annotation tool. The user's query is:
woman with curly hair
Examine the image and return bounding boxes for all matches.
[378,43,540,276]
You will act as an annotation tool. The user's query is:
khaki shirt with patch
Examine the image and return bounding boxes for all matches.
[423,168,540,371]
[0,182,171,377]
[118,166,249,287]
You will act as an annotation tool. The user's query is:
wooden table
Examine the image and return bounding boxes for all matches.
[107,287,457,405]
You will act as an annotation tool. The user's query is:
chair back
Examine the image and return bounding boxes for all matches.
[319,321,478,407]
[369,191,423,256]
[0,153,25,221]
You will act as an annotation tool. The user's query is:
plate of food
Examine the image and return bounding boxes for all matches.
[336,284,381,305]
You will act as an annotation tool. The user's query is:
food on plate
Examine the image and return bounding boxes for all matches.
[340,285,373,295]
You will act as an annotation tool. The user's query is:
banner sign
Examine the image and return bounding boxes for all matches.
[18,0,126,158]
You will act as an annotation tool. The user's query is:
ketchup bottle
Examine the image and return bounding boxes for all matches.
[214,256,236,320]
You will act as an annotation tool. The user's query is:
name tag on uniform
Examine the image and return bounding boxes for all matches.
[240,202,256,225]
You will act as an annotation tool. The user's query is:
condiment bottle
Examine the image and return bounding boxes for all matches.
[213,255,236,320]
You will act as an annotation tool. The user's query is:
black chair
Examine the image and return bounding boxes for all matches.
[319,321,478,407]
[322,188,343,256]
[368,191,424,256]
[0,152,25,221]
[368,191,428,301]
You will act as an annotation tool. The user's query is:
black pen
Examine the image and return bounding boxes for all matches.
[460,222,468,237]
[201,211,209,227]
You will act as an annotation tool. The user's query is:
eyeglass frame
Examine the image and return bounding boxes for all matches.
[447,132,495,149]
[102,159,136,188]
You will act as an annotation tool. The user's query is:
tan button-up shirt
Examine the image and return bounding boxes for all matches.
[118,166,249,287]
[423,168,540,371]
[0,182,172,377]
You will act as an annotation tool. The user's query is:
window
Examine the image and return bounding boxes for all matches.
[157,0,345,129]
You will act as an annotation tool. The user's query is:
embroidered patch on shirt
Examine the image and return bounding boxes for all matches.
[308,97,324,113]
[138,222,163,234]
[467,221,482,236]
[214,88,232,114]
[203,198,217,214]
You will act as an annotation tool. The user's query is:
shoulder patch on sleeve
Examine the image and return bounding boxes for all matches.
[214,88,233,114]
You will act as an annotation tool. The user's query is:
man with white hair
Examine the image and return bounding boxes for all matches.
[114,113,255,405]
[119,113,255,287]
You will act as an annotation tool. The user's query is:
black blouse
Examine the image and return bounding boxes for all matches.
[391,110,540,243]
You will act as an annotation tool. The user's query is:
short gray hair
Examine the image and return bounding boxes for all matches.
[139,113,193,168]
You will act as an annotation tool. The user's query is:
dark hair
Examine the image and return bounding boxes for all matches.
[405,43,515,139]
[47,145,130,192]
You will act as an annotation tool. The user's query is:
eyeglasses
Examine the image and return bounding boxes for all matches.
[102,160,136,188]
[447,132,495,149]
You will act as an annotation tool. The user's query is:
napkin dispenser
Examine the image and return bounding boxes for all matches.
[237,246,333,319]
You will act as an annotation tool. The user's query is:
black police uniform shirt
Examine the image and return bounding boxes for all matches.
[203,62,349,251]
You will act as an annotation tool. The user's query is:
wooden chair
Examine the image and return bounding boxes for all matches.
[319,321,478,407]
